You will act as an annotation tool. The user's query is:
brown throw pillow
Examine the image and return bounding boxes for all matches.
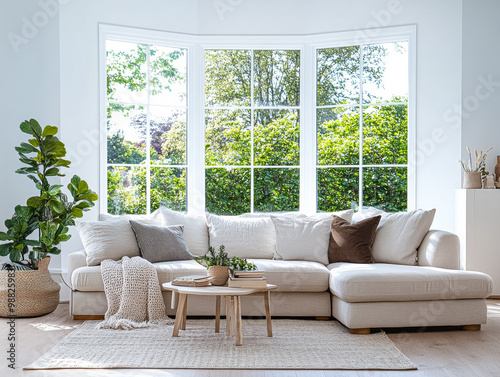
[328,215,381,264]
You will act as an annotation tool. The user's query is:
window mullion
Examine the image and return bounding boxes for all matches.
[146,45,152,214]
[187,44,205,214]
[250,50,255,213]
[301,44,316,215]
[358,45,364,209]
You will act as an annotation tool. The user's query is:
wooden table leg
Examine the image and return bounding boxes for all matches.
[181,294,188,330]
[172,293,187,337]
[235,296,243,346]
[264,290,272,337]
[225,295,233,336]
[215,295,221,333]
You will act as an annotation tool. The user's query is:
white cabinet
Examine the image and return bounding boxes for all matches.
[456,189,500,296]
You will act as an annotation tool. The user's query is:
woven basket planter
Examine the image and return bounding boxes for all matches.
[463,171,482,189]
[0,257,60,318]
[208,266,229,286]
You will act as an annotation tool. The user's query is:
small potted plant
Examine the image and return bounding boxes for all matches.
[195,245,257,286]
[459,146,493,189]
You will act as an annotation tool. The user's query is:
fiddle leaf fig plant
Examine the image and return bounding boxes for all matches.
[0,119,98,270]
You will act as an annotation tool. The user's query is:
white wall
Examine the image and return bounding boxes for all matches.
[0,0,61,267]
[462,0,500,177]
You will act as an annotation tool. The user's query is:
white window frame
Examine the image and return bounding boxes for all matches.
[98,24,416,215]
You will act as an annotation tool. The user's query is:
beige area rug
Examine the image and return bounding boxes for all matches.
[25,319,416,370]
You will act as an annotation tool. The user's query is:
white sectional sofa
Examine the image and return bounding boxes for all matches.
[68,208,493,333]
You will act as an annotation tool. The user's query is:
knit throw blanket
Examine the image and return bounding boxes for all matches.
[96,256,174,330]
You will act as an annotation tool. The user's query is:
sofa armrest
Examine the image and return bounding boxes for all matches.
[67,250,87,289]
[417,230,460,270]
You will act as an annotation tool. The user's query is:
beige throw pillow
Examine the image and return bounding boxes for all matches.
[76,218,140,266]
[371,209,436,265]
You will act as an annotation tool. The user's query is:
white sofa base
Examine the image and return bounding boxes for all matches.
[331,295,488,330]
[70,290,331,318]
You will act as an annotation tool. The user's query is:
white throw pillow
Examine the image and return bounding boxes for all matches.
[98,209,163,225]
[271,210,354,265]
[206,213,275,259]
[76,218,140,266]
[352,207,386,223]
[160,208,209,256]
[372,209,436,265]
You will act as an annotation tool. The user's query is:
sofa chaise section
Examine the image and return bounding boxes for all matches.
[328,230,493,333]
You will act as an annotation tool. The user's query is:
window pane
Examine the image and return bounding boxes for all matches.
[317,168,359,212]
[205,110,251,166]
[363,104,407,165]
[317,46,360,106]
[254,50,300,106]
[149,46,187,107]
[107,41,148,104]
[317,107,359,165]
[363,42,408,104]
[149,107,186,165]
[254,110,300,166]
[363,167,407,211]
[107,105,146,164]
[107,166,146,215]
[205,168,251,215]
[150,167,186,212]
[205,50,251,106]
[254,168,299,212]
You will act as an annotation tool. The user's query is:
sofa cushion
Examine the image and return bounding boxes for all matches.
[160,208,209,256]
[206,213,275,259]
[328,262,493,302]
[76,218,140,266]
[271,210,353,265]
[71,259,330,293]
[249,259,330,292]
[328,215,381,264]
[71,259,208,292]
[129,221,194,263]
[371,209,436,265]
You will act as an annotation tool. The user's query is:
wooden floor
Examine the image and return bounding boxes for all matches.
[2,300,500,376]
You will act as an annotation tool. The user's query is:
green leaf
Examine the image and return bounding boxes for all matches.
[9,248,22,262]
[78,192,98,202]
[55,159,71,167]
[27,196,43,209]
[78,180,89,193]
[20,142,38,153]
[0,243,13,257]
[0,232,10,241]
[46,167,60,176]
[50,200,65,214]
[14,205,33,218]
[71,208,83,218]
[27,174,40,184]
[42,125,58,138]
[28,138,39,147]
[29,119,43,137]
[20,121,35,136]
[24,240,40,247]
[47,247,61,255]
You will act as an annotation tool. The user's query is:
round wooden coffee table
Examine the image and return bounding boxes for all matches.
[162,283,277,346]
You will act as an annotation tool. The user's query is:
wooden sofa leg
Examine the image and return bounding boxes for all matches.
[315,316,330,321]
[462,324,481,331]
[73,315,105,320]
[350,328,371,334]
